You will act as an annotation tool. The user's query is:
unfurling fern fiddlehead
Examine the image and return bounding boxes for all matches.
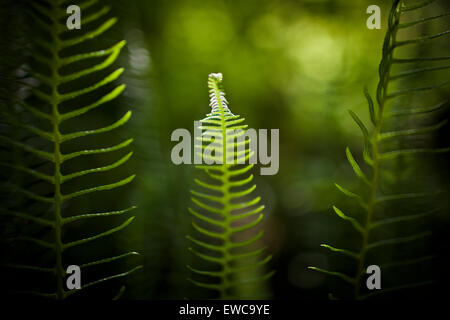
[310,0,450,299]
[187,73,273,299]
[0,0,141,298]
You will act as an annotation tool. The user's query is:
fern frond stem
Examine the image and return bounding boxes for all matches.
[49,0,64,300]
[354,0,401,299]
[220,166,233,299]
[354,137,379,298]
[190,74,268,298]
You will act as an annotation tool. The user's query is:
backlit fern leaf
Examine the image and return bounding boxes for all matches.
[309,0,449,299]
[187,73,273,299]
[0,0,140,299]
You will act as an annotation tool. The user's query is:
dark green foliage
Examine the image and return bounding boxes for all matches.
[0,0,140,298]
[187,73,273,299]
[310,0,450,299]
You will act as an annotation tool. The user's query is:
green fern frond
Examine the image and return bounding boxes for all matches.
[310,0,449,299]
[187,73,273,299]
[0,0,140,299]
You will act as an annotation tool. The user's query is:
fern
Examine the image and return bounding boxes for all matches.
[0,0,141,298]
[187,73,273,299]
[309,0,449,299]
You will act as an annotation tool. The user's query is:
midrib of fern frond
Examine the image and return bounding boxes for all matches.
[203,74,243,298]
[353,1,401,299]
[48,1,65,299]
[188,74,272,299]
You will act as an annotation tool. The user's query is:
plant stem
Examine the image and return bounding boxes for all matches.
[50,0,64,300]
[221,166,232,299]
[354,131,379,299]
